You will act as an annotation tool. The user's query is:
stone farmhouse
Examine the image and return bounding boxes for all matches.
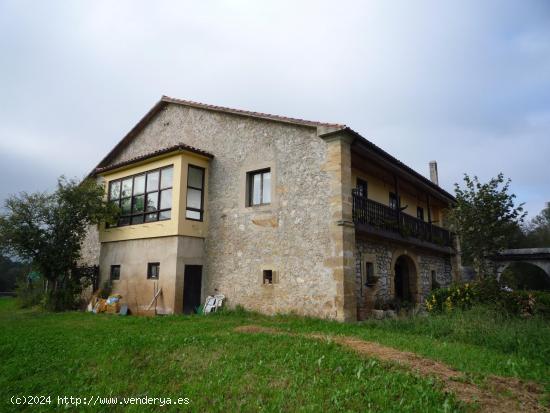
[82,96,460,321]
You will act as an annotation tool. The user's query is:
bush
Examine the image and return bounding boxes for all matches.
[498,290,549,318]
[15,283,44,308]
[15,272,44,308]
[426,278,550,317]
[44,280,85,311]
[425,283,475,313]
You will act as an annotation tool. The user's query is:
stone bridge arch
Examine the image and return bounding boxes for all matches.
[492,248,550,282]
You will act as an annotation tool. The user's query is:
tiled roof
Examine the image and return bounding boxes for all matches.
[93,144,213,175]
[88,96,455,203]
[161,96,345,129]
[338,127,456,202]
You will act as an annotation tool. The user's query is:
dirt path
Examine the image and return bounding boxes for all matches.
[235,325,547,413]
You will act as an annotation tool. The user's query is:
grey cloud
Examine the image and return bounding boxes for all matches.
[0,0,548,217]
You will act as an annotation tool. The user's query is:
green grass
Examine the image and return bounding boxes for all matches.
[0,298,548,412]
[263,306,550,388]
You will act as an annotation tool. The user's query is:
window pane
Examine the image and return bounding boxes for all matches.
[366,263,374,283]
[146,171,159,192]
[110,266,120,281]
[160,189,172,210]
[109,180,121,200]
[131,215,144,225]
[262,172,271,204]
[145,212,158,222]
[133,175,145,195]
[148,263,160,279]
[121,178,133,198]
[186,210,201,220]
[186,188,202,209]
[159,210,171,220]
[188,166,203,189]
[132,195,145,213]
[357,179,368,198]
[118,216,130,226]
[160,166,173,189]
[146,192,159,212]
[252,173,261,205]
[389,193,398,209]
[121,197,131,215]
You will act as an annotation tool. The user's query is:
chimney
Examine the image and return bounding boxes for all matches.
[429,161,439,186]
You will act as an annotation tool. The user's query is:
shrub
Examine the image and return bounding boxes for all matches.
[15,282,44,308]
[501,291,536,317]
[425,283,475,313]
[426,278,550,317]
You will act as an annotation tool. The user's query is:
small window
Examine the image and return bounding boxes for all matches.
[417,207,424,221]
[186,165,205,221]
[263,269,273,285]
[366,262,375,285]
[356,179,368,198]
[431,270,440,290]
[248,169,271,206]
[361,261,375,287]
[110,265,120,281]
[147,262,160,280]
[389,192,400,210]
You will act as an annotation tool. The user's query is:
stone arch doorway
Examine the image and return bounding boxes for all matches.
[394,255,419,303]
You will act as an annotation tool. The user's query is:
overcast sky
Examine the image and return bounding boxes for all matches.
[1,0,549,218]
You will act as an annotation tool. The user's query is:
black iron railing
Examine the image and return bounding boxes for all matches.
[352,191,453,248]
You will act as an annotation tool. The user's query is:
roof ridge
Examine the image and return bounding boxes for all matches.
[161,95,346,129]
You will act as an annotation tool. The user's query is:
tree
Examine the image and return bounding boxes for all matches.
[0,177,117,310]
[448,173,526,277]
[524,204,550,247]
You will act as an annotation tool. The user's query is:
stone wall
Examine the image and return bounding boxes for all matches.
[106,104,340,319]
[79,225,100,267]
[355,236,452,315]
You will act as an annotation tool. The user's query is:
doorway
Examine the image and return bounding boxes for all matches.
[394,255,417,303]
[183,265,202,314]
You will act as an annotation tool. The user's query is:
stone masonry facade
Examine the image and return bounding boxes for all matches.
[102,104,344,319]
[82,98,458,321]
[355,237,452,315]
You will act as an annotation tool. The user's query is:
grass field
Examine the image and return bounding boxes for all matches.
[0,297,548,412]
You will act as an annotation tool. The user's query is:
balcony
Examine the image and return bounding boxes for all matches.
[352,191,453,250]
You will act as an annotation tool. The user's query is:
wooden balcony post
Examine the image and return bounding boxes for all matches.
[394,174,401,233]
[426,193,433,242]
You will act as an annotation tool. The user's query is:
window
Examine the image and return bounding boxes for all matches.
[110,265,120,281]
[108,165,173,227]
[263,269,273,285]
[147,262,160,280]
[366,262,375,285]
[356,179,368,198]
[248,169,271,206]
[186,165,205,221]
[389,192,400,210]
[417,207,424,221]
[431,270,439,290]
[360,260,376,295]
